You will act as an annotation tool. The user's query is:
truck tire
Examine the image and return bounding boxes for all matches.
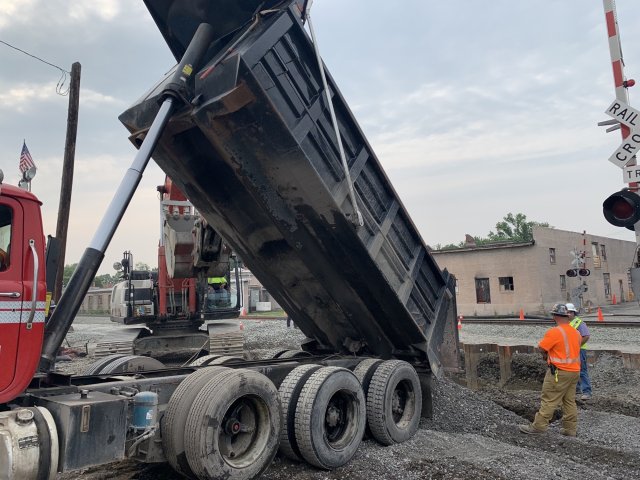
[353,358,383,438]
[353,358,384,398]
[271,349,293,359]
[162,367,230,477]
[294,367,365,469]
[277,350,312,359]
[366,360,421,445]
[206,355,243,365]
[82,354,129,375]
[277,364,322,461]
[97,355,165,374]
[184,369,281,480]
[190,354,223,366]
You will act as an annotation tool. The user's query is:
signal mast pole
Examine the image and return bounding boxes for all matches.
[602,1,640,299]
[603,1,639,241]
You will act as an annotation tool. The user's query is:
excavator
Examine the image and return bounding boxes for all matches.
[98,176,243,357]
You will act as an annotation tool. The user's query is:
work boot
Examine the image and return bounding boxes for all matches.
[581,393,592,401]
[560,428,576,437]
[519,424,544,435]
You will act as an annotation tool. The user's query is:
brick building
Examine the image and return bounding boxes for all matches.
[432,226,636,316]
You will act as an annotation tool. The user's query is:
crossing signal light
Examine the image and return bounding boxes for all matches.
[567,268,591,277]
[603,190,640,230]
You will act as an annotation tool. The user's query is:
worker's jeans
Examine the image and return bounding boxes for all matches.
[532,368,580,435]
[576,349,592,395]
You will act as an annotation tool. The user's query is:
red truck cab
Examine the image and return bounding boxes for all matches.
[0,181,47,404]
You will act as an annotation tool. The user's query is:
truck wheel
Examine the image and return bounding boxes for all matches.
[162,367,230,477]
[190,354,223,366]
[278,364,322,461]
[366,360,421,445]
[206,355,244,365]
[277,350,312,359]
[184,369,281,480]
[353,358,383,438]
[353,358,384,398]
[270,349,292,359]
[294,367,365,469]
[83,354,129,375]
[97,355,165,374]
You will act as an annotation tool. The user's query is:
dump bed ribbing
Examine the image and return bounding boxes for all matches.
[120,0,458,375]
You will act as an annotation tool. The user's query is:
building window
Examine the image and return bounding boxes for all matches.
[475,278,491,303]
[603,273,611,297]
[592,242,601,268]
[560,275,566,291]
[549,248,556,264]
[600,244,607,262]
[498,276,514,292]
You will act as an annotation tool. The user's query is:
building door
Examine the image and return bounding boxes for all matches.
[603,273,611,298]
[475,278,491,303]
[619,279,624,302]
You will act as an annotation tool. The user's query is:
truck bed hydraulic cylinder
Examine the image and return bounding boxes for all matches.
[39,23,216,371]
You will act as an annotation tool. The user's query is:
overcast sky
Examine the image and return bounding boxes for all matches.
[1,1,639,275]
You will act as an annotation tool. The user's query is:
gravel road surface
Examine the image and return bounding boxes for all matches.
[56,316,640,480]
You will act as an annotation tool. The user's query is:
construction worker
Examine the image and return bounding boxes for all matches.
[519,303,581,437]
[566,303,592,400]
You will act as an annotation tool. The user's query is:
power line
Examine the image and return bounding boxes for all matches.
[0,39,70,95]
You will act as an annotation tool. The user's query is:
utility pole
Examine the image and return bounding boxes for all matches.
[53,62,81,303]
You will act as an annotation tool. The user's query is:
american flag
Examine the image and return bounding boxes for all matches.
[18,141,36,174]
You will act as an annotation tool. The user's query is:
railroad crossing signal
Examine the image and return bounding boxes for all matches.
[567,250,589,277]
[566,268,590,278]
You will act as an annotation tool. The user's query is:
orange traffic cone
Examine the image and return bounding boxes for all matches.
[519,309,525,321]
[612,294,617,305]
[239,321,244,331]
[457,315,463,330]
[597,307,604,322]
[240,307,247,317]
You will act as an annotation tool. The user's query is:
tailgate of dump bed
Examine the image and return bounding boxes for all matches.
[121,0,459,375]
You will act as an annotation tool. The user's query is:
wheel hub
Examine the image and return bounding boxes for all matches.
[326,405,341,428]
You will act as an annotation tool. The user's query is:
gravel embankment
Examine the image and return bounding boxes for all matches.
[57,317,640,480]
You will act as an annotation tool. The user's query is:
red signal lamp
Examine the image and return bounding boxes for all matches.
[603,190,640,229]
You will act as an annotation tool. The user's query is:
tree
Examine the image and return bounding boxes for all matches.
[63,263,78,286]
[487,212,550,242]
[135,262,151,271]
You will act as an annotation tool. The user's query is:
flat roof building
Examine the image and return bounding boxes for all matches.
[432,226,636,316]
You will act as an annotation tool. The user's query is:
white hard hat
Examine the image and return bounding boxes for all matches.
[565,303,578,313]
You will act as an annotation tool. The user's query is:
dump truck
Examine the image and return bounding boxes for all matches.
[0,1,459,479]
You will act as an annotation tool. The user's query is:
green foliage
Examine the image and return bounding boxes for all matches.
[63,263,77,286]
[433,213,550,251]
[487,212,550,242]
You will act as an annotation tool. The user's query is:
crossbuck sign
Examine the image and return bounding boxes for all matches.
[605,100,640,180]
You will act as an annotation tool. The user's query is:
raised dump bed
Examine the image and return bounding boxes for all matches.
[120,0,458,375]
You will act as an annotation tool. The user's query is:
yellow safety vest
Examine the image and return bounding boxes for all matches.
[569,316,588,350]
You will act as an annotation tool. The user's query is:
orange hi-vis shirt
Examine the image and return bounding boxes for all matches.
[538,324,581,372]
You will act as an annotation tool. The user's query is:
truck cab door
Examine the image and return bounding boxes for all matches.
[0,198,24,392]
[0,192,46,403]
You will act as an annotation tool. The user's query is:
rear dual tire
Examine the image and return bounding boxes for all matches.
[279,366,366,470]
[184,369,281,480]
